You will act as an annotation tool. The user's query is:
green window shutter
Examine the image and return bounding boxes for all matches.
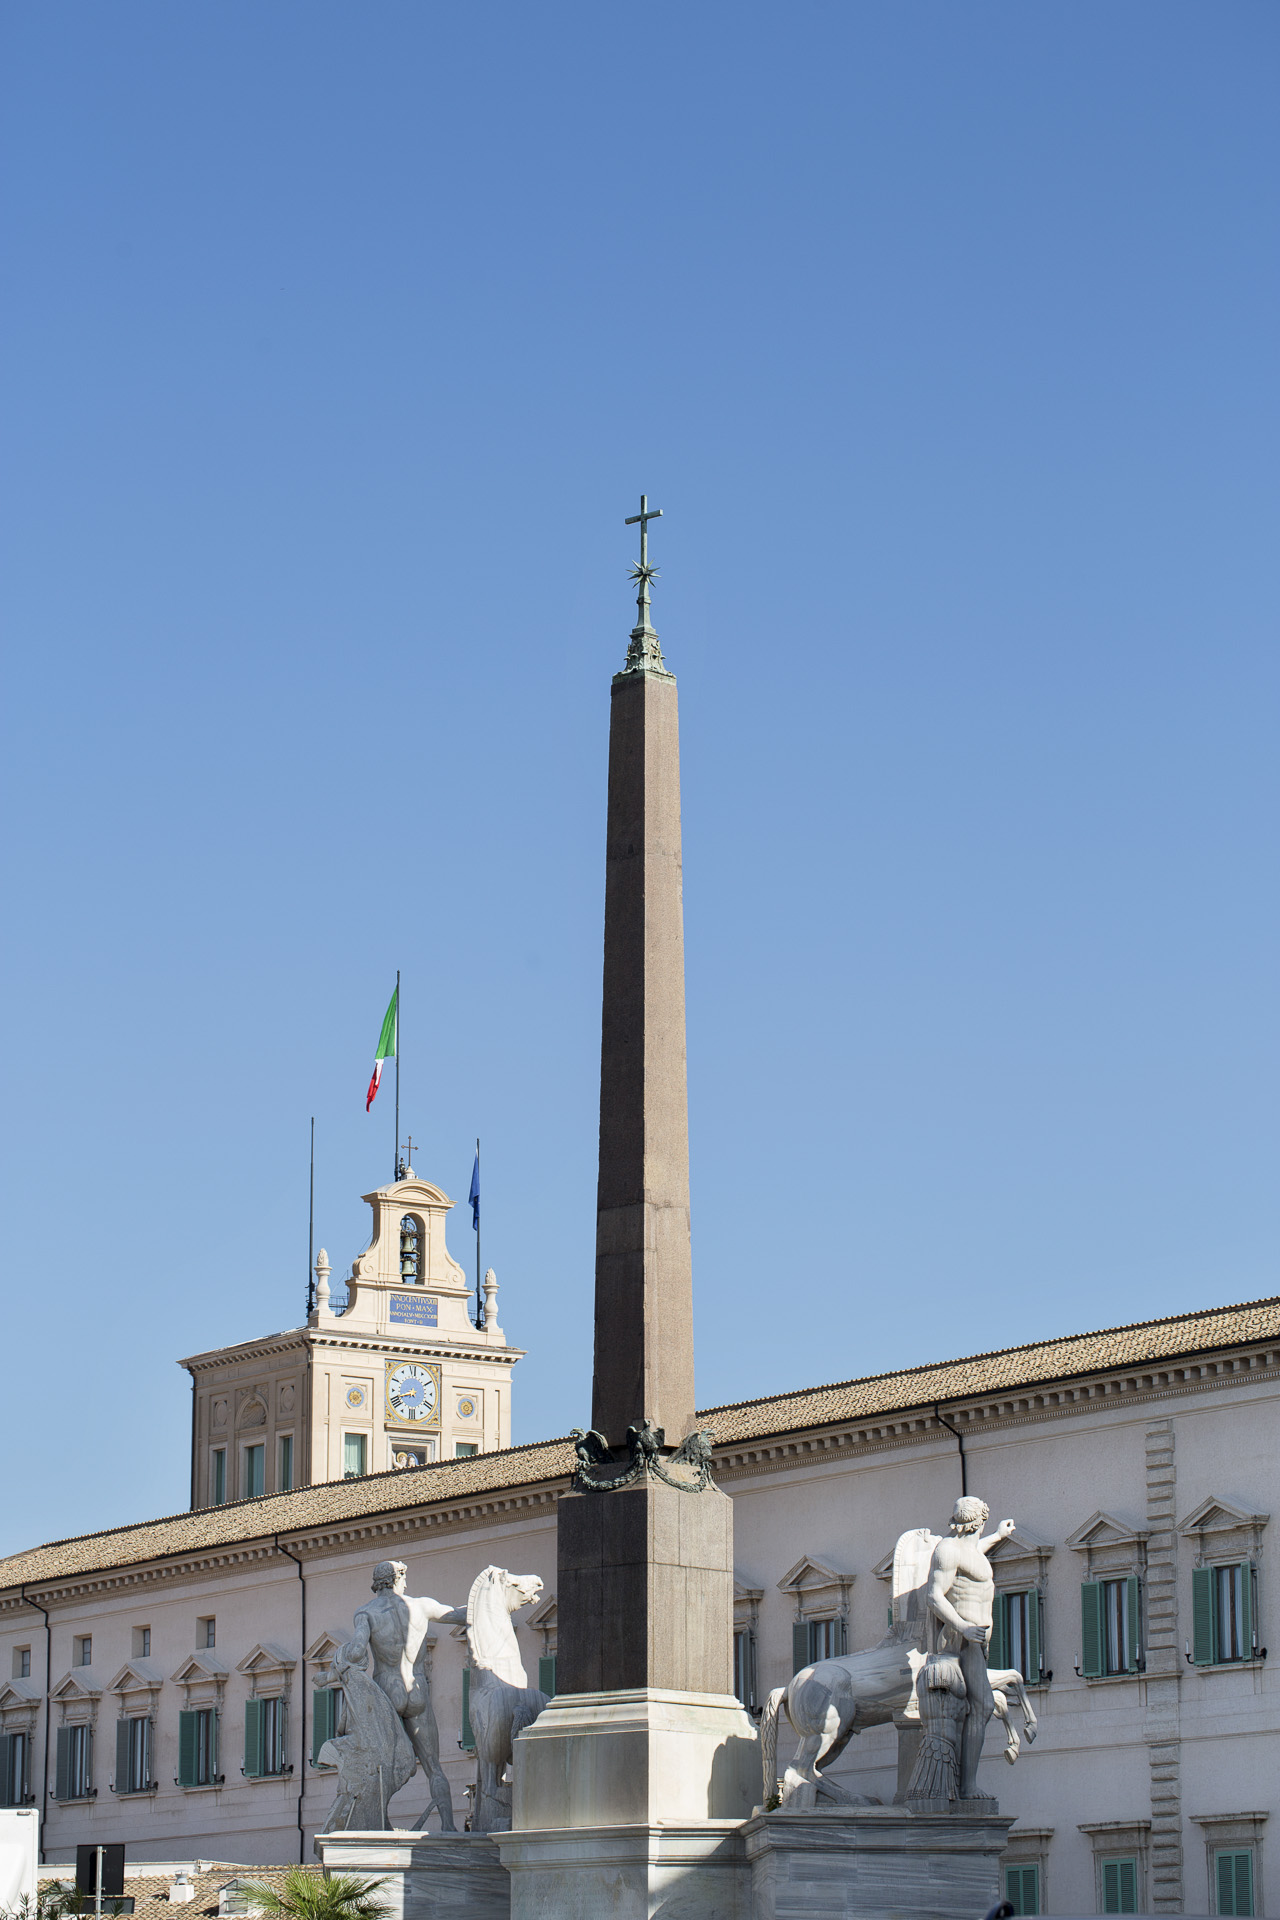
[0,1734,13,1808]
[178,1712,198,1788]
[55,1727,72,1802]
[244,1698,266,1778]
[1191,1566,1216,1664]
[1240,1564,1254,1658]
[538,1656,557,1699]
[1081,1582,1104,1677]
[1118,1858,1137,1912]
[836,1616,848,1656]
[311,1688,338,1765]
[792,1622,810,1674]
[1025,1591,1042,1685]
[1125,1576,1141,1672]
[1005,1863,1039,1915]
[1217,1849,1254,1917]
[989,1593,1009,1671]
[210,1710,220,1782]
[460,1669,475,1752]
[115,1719,131,1793]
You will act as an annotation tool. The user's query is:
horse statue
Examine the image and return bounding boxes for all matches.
[316,1638,417,1832]
[463,1565,549,1833]
[761,1524,1038,1810]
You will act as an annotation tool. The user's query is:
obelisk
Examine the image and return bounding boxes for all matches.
[504,509,757,1903]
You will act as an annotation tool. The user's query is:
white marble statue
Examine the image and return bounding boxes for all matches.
[761,1501,1037,1811]
[462,1565,549,1834]
[904,1495,1036,1803]
[336,1558,467,1831]
[316,1636,416,1831]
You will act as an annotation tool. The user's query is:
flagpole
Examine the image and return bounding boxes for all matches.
[475,1135,481,1328]
[307,1117,315,1318]
[394,968,401,1181]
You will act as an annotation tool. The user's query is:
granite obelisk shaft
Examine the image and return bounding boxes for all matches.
[591,660,696,1445]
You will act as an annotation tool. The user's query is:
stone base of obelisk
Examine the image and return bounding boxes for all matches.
[497,1687,759,1917]
[742,1807,1016,1920]
[314,1831,510,1920]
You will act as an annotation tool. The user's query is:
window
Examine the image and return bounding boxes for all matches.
[76,1636,92,1668]
[0,1732,28,1807]
[54,1724,93,1800]
[1101,1857,1139,1913]
[733,1628,757,1710]
[244,1444,265,1498]
[244,1696,287,1776]
[392,1445,431,1469]
[199,1617,216,1649]
[13,1649,30,1680]
[460,1667,475,1754]
[116,1715,152,1793]
[791,1617,847,1671]
[454,1441,479,1458]
[343,1433,367,1479]
[538,1655,557,1698]
[1005,1863,1040,1915]
[177,1708,219,1787]
[399,1215,421,1283]
[211,1448,227,1505]
[278,1434,293,1492]
[1081,1578,1140,1677]
[1192,1564,1256,1665]
[1215,1848,1255,1916]
[990,1590,1042,1683]
[132,1627,151,1659]
[311,1687,341,1767]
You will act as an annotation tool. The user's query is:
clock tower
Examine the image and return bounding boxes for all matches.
[180,1167,524,1508]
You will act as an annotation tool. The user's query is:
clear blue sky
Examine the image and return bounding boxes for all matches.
[2,3,1277,1556]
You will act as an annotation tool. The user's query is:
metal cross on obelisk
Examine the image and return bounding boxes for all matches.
[622,494,667,672]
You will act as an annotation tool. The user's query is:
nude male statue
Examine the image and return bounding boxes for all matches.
[923,1496,1015,1798]
[343,1558,466,1831]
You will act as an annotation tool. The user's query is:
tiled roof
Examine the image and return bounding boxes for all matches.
[700,1293,1280,1442]
[36,1865,320,1919]
[3,1294,1277,1592]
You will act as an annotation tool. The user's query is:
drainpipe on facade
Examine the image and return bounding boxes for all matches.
[933,1403,967,1497]
[20,1584,50,1863]
[274,1538,307,1864]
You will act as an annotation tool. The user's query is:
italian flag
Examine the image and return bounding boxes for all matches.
[366,985,398,1111]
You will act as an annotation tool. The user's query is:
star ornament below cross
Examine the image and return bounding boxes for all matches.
[629,561,660,589]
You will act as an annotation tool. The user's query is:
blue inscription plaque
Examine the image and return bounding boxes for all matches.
[390,1293,438,1327]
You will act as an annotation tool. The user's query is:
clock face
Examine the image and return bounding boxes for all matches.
[386,1362,439,1425]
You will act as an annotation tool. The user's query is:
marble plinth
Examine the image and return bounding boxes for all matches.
[496,1821,748,1920]
[742,1807,1015,1920]
[511,1687,759,1829]
[314,1830,509,1920]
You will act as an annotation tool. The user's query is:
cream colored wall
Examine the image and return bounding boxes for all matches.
[5,1372,1276,1904]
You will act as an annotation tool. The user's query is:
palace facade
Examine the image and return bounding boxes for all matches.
[2,1281,1276,1917]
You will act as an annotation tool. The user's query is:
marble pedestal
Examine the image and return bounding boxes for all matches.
[499,1687,759,1917]
[314,1830,509,1920]
[742,1807,1016,1920]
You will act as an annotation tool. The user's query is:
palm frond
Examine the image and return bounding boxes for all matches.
[239,1871,391,1920]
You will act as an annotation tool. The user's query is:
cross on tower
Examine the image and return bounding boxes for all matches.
[625,495,663,573]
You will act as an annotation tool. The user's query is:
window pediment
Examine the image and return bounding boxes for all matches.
[236,1643,296,1696]
[1178,1496,1269,1538]
[51,1671,101,1724]
[172,1652,227,1710]
[1067,1511,1148,1578]
[0,1680,40,1731]
[778,1556,853,1619]
[305,1633,347,1670]
[107,1661,164,1709]
[988,1522,1055,1585]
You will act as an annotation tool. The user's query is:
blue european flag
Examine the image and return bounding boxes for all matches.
[469,1148,480,1231]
